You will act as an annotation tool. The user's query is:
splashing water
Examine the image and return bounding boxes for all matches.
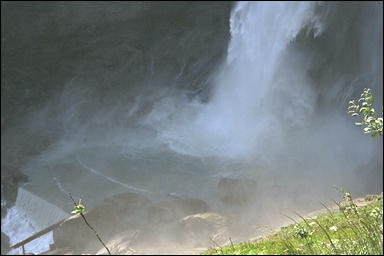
[158,2,324,158]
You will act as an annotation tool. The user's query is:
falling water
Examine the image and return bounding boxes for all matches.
[187,2,324,158]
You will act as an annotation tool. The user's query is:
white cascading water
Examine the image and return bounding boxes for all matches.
[160,2,324,159]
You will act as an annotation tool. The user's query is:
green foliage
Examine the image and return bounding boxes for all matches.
[71,204,85,215]
[71,198,85,215]
[293,224,310,239]
[348,88,383,137]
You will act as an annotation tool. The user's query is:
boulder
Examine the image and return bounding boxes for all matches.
[52,194,211,253]
[146,198,209,225]
[53,192,151,254]
[89,192,152,227]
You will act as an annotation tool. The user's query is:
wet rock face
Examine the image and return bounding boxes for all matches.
[1,231,10,255]
[2,2,231,168]
[217,177,258,205]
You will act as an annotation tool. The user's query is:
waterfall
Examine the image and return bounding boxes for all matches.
[202,2,323,156]
[160,1,382,163]
[159,2,325,158]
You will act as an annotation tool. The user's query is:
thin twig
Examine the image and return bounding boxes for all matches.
[68,193,111,255]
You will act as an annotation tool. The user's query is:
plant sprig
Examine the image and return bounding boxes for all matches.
[71,199,85,215]
[348,88,383,138]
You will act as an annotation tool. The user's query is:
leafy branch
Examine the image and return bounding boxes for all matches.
[348,88,383,138]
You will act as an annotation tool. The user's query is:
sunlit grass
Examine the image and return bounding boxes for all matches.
[203,193,383,255]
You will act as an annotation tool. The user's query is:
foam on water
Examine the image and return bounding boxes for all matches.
[76,157,151,194]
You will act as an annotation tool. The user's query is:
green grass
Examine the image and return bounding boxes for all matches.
[203,194,383,255]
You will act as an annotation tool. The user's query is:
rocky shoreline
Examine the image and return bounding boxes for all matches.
[5,176,382,255]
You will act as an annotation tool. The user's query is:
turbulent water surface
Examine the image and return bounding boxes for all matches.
[1,1,383,254]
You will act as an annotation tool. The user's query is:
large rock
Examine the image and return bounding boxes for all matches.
[52,192,152,254]
[136,197,210,247]
[89,192,153,227]
[146,198,209,225]
[52,194,210,254]
[217,177,257,205]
